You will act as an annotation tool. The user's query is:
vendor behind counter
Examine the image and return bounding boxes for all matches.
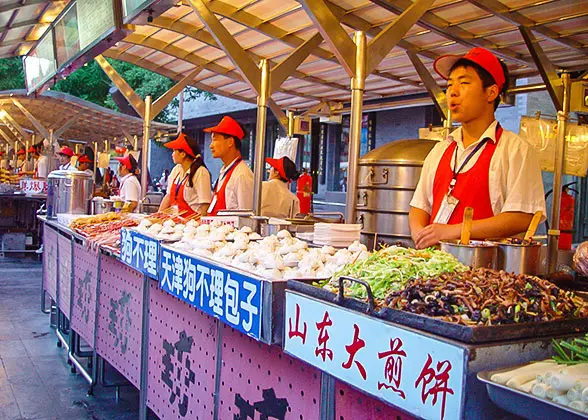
[261,156,301,219]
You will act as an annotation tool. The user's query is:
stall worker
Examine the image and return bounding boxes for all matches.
[115,154,141,213]
[31,143,49,179]
[262,156,301,218]
[0,151,7,170]
[57,146,75,171]
[77,155,94,176]
[409,47,546,249]
[159,132,212,217]
[15,148,26,172]
[205,116,254,215]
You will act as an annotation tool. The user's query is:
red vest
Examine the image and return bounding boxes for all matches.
[430,126,503,225]
[170,173,196,217]
[209,159,242,216]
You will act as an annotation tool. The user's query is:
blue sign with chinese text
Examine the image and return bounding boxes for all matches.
[159,245,263,340]
[120,228,160,279]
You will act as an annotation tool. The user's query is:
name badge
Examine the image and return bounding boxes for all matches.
[433,194,459,224]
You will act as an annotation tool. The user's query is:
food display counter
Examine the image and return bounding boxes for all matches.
[39,212,588,420]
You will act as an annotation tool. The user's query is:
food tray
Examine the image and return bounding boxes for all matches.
[287,279,588,344]
[477,369,587,420]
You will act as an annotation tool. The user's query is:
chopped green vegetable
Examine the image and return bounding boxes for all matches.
[553,333,588,365]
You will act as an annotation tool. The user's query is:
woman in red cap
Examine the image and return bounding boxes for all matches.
[262,156,301,218]
[15,147,26,173]
[205,116,254,214]
[77,155,93,176]
[159,132,211,217]
[57,145,75,171]
[409,47,545,249]
[115,154,141,212]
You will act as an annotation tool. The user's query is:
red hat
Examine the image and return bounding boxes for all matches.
[433,47,506,91]
[58,146,74,157]
[27,146,36,153]
[203,116,245,140]
[266,157,287,180]
[0,151,4,156]
[115,154,133,170]
[16,148,26,155]
[164,133,197,158]
[78,155,92,164]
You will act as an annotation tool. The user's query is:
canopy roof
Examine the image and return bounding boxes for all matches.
[2,0,587,112]
[0,90,174,143]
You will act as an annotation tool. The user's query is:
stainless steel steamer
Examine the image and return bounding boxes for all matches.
[46,170,94,218]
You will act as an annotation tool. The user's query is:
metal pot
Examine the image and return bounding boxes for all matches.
[440,240,498,269]
[91,199,113,215]
[46,170,93,219]
[494,241,545,275]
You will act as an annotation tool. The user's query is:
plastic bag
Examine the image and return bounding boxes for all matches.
[273,136,298,161]
[573,241,588,276]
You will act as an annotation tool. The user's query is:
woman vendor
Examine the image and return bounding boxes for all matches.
[57,146,75,171]
[409,47,546,249]
[159,132,212,217]
[15,148,26,172]
[261,156,301,219]
[77,155,94,176]
[114,153,141,212]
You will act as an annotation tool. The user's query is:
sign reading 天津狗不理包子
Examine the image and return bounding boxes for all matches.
[159,245,263,341]
[284,291,466,420]
[120,228,159,279]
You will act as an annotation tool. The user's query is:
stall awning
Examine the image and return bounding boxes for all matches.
[0,90,174,143]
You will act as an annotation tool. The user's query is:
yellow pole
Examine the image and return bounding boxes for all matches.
[141,95,152,198]
[252,60,270,215]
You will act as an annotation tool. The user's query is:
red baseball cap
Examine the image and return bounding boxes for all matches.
[57,146,74,157]
[433,47,506,91]
[115,154,133,171]
[16,148,26,155]
[164,133,197,158]
[78,155,92,164]
[203,116,245,140]
[27,146,36,153]
[266,157,287,180]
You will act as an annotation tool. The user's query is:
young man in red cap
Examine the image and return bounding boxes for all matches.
[204,116,254,214]
[15,147,26,172]
[77,155,93,176]
[409,47,546,249]
[262,156,301,218]
[57,145,75,171]
[159,132,212,217]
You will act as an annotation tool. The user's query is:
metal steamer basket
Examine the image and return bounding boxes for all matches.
[440,240,498,269]
[355,139,437,248]
[46,170,93,218]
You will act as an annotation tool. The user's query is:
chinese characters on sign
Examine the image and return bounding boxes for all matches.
[159,246,263,340]
[234,388,289,420]
[20,179,48,195]
[161,330,196,417]
[120,228,159,278]
[76,269,92,323]
[284,292,465,420]
[108,291,132,354]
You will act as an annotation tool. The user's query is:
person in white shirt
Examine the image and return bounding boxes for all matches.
[205,116,254,215]
[77,155,94,177]
[114,154,141,212]
[25,143,49,179]
[57,146,75,171]
[261,156,301,219]
[15,148,26,172]
[159,132,212,217]
[409,47,546,249]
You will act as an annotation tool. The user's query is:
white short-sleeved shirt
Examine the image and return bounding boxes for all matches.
[167,164,212,209]
[119,173,142,211]
[261,179,301,219]
[410,120,546,218]
[35,155,49,178]
[214,159,254,211]
[59,162,74,171]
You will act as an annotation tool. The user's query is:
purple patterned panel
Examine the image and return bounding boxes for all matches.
[218,324,321,420]
[71,243,99,347]
[95,255,144,387]
[335,380,417,420]
[43,224,58,300]
[146,280,218,420]
[57,234,72,318]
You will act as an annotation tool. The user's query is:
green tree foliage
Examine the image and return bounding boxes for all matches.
[0,56,214,123]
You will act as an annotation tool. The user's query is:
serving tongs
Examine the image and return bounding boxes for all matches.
[523,211,543,245]
[459,207,474,245]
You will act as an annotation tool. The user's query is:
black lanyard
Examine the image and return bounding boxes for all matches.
[213,158,242,191]
[173,172,190,196]
[449,138,490,193]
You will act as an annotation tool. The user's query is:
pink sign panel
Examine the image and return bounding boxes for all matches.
[217,324,322,420]
[71,243,99,347]
[43,224,58,301]
[58,234,72,318]
[95,255,144,387]
[146,280,218,419]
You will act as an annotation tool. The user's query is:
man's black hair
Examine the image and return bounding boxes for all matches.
[450,58,509,110]
[229,121,246,155]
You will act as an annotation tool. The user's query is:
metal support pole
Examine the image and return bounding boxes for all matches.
[287,110,295,138]
[252,60,270,215]
[345,31,366,224]
[177,90,184,134]
[547,72,571,273]
[13,140,17,168]
[93,141,98,172]
[141,96,152,197]
[443,109,452,141]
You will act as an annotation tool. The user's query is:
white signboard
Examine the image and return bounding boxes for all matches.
[19,179,48,195]
[284,291,466,420]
